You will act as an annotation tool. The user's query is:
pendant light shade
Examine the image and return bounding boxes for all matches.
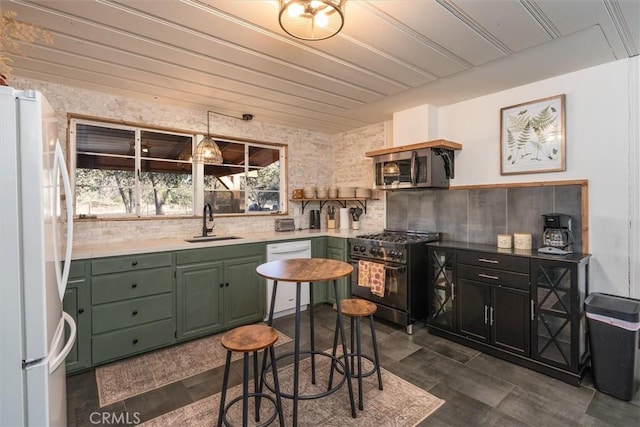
[194,111,223,165]
[278,0,346,41]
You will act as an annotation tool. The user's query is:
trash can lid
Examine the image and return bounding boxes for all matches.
[585,293,640,322]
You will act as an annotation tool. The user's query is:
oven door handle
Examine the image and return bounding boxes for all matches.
[349,259,406,272]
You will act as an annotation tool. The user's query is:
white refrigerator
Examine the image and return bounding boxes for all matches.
[0,86,76,426]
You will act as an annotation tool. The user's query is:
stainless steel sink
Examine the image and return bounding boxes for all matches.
[184,236,242,243]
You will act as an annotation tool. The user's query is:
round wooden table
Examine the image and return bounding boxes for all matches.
[256,258,356,426]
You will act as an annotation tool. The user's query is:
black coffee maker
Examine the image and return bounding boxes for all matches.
[309,209,320,229]
[538,213,575,255]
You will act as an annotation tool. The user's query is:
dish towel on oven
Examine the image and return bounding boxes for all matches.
[358,260,372,287]
[369,262,385,297]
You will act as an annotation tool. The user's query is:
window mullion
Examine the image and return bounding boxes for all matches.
[135,130,141,217]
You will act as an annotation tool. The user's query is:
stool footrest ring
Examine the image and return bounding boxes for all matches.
[262,350,347,400]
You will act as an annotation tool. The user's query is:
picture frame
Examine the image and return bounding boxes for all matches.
[500,94,565,175]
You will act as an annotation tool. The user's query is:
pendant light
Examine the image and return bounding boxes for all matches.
[278,0,346,41]
[194,110,223,165]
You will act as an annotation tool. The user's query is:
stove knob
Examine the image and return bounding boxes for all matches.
[352,245,360,252]
[370,247,379,256]
[359,246,366,253]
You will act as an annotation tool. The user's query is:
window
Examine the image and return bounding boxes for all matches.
[70,118,286,218]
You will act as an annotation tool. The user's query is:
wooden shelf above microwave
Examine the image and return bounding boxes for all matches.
[365,139,463,157]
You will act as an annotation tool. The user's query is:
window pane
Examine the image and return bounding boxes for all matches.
[249,146,279,167]
[140,170,193,216]
[246,162,280,212]
[141,131,192,162]
[76,125,135,156]
[205,190,245,214]
[75,165,135,216]
[75,124,136,216]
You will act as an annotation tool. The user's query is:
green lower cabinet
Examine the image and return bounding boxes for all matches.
[311,237,328,303]
[176,253,266,341]
[63,261,91,374]
[176,261,224,340]
[224,255,265,328]
[326,237,350,304]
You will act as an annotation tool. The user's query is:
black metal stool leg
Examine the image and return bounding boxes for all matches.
[253,351,260,422]
[310,282,316,385]
[334,280,356,418]
[217,351,232,427]
[242,353,249,427]
[327,315,340,391]
[350,316,355,373]
[356,316,364,410]
[370,314,383,390]
[270,345,285,427]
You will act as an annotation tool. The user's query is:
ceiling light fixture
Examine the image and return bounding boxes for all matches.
[278,0,346,41]
[193,110,223,165]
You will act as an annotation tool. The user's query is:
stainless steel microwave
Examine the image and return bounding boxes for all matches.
[373,148,454,189]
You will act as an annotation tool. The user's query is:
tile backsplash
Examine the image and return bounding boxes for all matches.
[386,184,584,253]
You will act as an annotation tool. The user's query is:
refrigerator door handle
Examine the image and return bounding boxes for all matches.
[54,142,74,301]
[49,312,76,373]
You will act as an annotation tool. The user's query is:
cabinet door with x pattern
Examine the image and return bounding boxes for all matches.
[428,247,457,332]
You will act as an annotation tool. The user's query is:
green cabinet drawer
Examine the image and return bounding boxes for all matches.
[91,267,173,304]
[92,318,175,365]
[69,260,87,279]
[176,243,264,265]
[92,293,173,334]
[91,252,172,275]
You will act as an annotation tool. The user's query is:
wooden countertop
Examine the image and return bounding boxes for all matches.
[256,258,353,282]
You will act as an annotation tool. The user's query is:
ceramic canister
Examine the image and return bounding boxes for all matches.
[514,233,532,250]
[497,234,512,249]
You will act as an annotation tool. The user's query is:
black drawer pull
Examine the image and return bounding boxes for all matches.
[132,310,138,316]
[478,258,498,264]
[132,261,138,266]
[78,308,84,314]
[220,283,224,288]
[131,283,138,288]
[132,339,138,345]
[225,282,230,287]
[478,273,499,280]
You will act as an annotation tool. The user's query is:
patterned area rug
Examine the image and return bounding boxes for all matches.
[140,351,445,426]
[96,328,292,407]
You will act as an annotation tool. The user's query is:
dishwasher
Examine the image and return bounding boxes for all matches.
[265,240,311,320]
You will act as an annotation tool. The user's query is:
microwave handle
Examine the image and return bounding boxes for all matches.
[410,150,417,186]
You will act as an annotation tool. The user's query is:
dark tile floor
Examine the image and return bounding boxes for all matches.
[67,304,640,426]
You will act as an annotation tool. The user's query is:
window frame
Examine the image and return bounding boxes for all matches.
[68,116,288,219]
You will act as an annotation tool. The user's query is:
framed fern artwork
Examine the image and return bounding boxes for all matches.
[500,94,565,175]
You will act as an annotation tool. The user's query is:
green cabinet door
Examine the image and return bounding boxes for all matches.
[176,261,224,340]
[63,261,91,373]
[326,237,350,303]
[311,237,328,303]
[224,255,265,328]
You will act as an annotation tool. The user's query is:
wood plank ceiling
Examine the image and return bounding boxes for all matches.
[4,0,639,134]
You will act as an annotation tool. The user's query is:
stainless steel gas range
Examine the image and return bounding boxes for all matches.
[348,230,441,334]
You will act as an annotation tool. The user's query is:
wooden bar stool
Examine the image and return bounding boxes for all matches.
[217,324,284,427]
[328,298,383,410]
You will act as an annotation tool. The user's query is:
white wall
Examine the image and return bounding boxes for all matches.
[436,57,639,298]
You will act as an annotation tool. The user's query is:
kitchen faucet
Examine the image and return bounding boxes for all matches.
[202,203,214,237]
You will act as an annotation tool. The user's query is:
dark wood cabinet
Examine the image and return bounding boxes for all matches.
[427,242,589,385]
[455,250,530,356]
[531,257,589,374]
[428,247,457,332]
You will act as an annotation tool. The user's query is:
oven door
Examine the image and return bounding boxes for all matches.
[350,258,408,310]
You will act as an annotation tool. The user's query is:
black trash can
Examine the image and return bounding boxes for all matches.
[585,293,640,401]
